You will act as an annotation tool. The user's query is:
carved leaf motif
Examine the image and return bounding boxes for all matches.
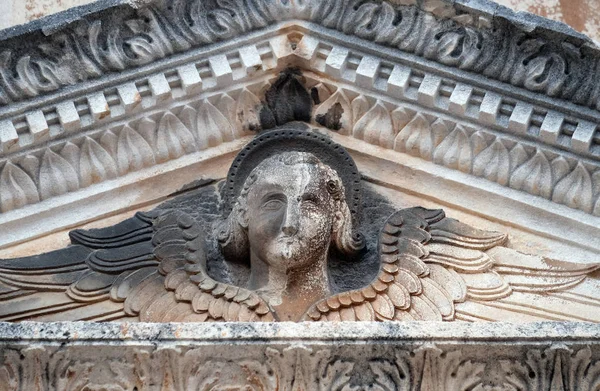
[195,99,232,148]
[116,125,155,175]
[184,357,275,390]
[509,144,528,171]
[0,351,19,391]
[394,114,433,160]
[509,149,552,198]
[470,131,488,157]
[0,162,40,212]
[370,358,410,391]
[321,359,354,391]
[593,171,600,216]
[100,130,118,157]
[523,54,567,96]
[501,349,552,390]
[391,107,413,142]
[552,162,593,212]
[569,347,600,389]
[235,88,262,134]
[433,125,472,173]
[311,82,332,104]
[179,105,197,136]
[20,155,40,184]
[39,149,79,200]
[79,137,118,188]
[216,93,237,136]
[353,101,393,147]
[156,112,196,162]
[314,89,353,134]
[351,95,370,126]
[60,142,80,173]
[551,156,570,185]
[472,139,510,185]
[136,118,157,149]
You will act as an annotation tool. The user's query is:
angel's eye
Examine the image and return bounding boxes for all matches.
[262,199,284,210]
[302,194,319,207]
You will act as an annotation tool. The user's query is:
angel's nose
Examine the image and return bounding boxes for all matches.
[282,201,300,236]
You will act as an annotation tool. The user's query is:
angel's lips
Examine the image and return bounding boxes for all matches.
[276,237,304,259]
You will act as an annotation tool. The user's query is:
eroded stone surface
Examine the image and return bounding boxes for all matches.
[1,321,600,390]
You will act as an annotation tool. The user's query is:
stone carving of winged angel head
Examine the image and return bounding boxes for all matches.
[1,128,600,323]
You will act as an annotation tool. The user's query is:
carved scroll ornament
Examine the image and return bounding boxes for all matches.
[0,128,599,322]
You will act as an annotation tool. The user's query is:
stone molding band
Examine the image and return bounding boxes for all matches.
[1,30,600,221]
[0,322,599,390]
[0,0,597,111]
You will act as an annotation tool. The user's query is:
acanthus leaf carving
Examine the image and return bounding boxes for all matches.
[235,88,262,135]
[19,155,40,186]
[183,349,276,390]
[0,161,40,212]
[4,339,600,390]
[394,113,432,158]
[432,124,472,173]
[39,149,79,200]
[195,99,233,148]
[351,95,370,127]
[0,0,598,113]
[116,125,156,175]
[311,83,332,104]
[470,131,488,157]
[137,118,158,151]
[473,138,510,186]
[59,142,80,175]
[78,137,118,188]
[320,358,354,391]
[369,357,411,391]
[509,149,552,198]
[0,350,19,391]
[315,89,353,134]
[509,144,529,173]
[99,130,118,158]
[156,111,197,162]
[20,347,48,391]
[47,348,150,391]
[215,93,238,137]
[551,156,571,186]
[353,100,393,148]
[552,162,594,213]
[410,346,484,391]
[593,170,600,216]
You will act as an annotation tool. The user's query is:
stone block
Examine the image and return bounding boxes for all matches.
[209,54,234,85]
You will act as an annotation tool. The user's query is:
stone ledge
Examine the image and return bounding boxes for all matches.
[0,321,599,342]
[1,322,599,390]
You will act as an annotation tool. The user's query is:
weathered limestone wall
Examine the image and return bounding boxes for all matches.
[495,0,600,43]
[0,0,96,30]
[2,0,599,43]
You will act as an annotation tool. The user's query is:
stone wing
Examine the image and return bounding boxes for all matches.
[305,207,600,322]
[0,210,271,322]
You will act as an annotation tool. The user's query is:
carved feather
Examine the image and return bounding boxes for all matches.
[0,202,271,322]
[307,206,600,322]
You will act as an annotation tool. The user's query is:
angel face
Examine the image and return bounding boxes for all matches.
[245,158,337,272]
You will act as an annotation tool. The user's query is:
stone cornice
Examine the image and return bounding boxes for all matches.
[1,322,600,390]
[0,0,598,113]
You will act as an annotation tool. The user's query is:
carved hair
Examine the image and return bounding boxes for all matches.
[217,151,364,263]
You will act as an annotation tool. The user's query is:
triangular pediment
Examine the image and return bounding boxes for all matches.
[4,3,600,388]
[0,0,599,255]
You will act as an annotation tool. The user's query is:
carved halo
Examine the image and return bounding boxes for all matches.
[223,127,363,225]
